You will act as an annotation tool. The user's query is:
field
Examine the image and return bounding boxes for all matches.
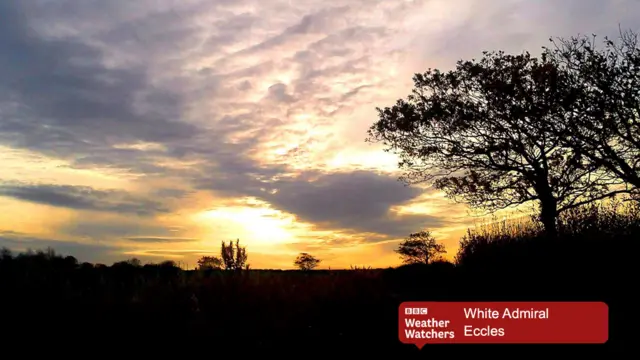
[0,201,634,354]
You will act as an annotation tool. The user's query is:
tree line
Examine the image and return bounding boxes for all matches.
[194,232,444,272]
[197,240,324,271]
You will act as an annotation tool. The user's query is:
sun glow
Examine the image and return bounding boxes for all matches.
[196,206,296,247]
[327,149,399,172]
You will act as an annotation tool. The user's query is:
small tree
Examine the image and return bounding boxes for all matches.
[221,239,249,271]
[396,231,446,265]
[294,253,321,270]
[197,256,223,270]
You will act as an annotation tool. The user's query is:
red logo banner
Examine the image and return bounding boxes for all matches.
[399,301,608,348]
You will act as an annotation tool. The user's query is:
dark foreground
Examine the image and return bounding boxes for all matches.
[0,204,634,355]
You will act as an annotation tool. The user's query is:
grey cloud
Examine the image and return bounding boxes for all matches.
[151,188,193,199]
[413,0,640,69]
[257,170,449,239]
[97,9,205,58]
[193,166,446,239]
[285,5,352,36]
[202,12,262,52]
[0,0,402,184]
[214,4,352,64]
[192,157,288,198]
[306,26,389,58]
[266,83,296,103]
[0,230,23,237]
[0,182,169,216]
[0,233,126,265]
[61,218,182,240]
[0,0,198,170]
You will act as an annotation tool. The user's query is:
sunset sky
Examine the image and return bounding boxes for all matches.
[1,0,638,269]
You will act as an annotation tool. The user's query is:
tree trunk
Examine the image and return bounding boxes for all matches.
[539,195,558,239]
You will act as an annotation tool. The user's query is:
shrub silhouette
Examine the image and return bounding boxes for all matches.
[197,256,223,270]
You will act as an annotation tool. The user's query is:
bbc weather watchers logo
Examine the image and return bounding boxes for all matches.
[405,307,428,315]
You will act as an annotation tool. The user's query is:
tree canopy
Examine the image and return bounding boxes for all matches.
[543,29,640,194]
[367,41,629,236]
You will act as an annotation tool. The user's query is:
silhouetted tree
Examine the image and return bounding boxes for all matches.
[294,253,321,270]
[395,231,446,265]
[126,258,142,267]
[157,260,181,277]
[38,247,58,260]
[543,29,640,192]
[113,258,142,268]
[64,255,78,268]
[221,239,248,271]
[367,47,622,237]
[197,256,223,270]
[0,247,12,261]
[159,260,177,268]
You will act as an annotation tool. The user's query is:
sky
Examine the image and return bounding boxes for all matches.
[1,0,639,269]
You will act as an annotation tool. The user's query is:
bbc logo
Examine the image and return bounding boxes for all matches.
[405,308,428,315]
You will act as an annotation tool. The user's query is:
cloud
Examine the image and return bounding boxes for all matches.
[0,0,200,182]
[409,0,640,70]
[0,0,425,196]
[0,232,125,265]
[60,217,183,241]
[0,182,169,216]
[257,170,449,238]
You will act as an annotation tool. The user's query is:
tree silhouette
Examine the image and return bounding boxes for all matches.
[197,256,223,270]
[221,239,249,271]
[63,255,78,269]
[124,258,141,267]
[395,231,446,265]
[159,260,178,268]
[294,253,321,270]
[367,47,622,237]
[543,29,640,193]
[1,247,12,261]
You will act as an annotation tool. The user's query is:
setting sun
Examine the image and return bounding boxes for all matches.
[195,206,296,247]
